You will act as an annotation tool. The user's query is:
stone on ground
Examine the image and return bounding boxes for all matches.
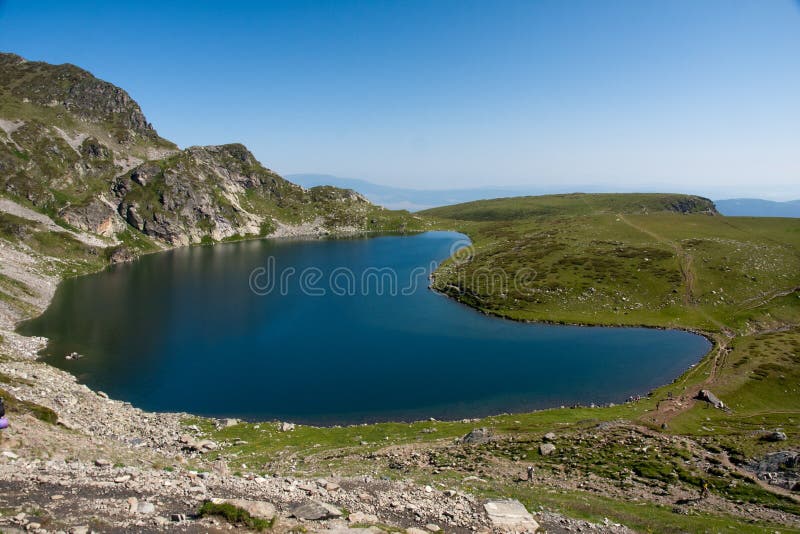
[289,499,342,520]
[348,511,379,523]
[539,443,556,456]
[484,499,539,533]
[462,427,492,444]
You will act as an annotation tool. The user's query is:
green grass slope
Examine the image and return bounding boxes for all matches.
[183,193,800,532]
[422,192,717,221]
[422,194,800,448]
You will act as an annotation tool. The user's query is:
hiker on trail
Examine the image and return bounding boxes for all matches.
[700,480,710,499]
[527,466,534,482]
[0,397,8,430]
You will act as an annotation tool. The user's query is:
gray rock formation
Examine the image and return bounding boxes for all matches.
[462,427,492,444]
[289,500,342,520]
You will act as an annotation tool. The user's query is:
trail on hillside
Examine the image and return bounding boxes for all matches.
[615,214,695,305]
[615,213,735,426]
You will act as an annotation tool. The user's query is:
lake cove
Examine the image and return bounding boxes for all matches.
[20,231,711,425]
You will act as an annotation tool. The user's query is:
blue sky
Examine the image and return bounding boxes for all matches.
[1,1,799,198]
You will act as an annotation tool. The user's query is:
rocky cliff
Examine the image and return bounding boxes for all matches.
[0,52,421,252]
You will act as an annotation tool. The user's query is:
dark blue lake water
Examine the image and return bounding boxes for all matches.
[20,231,710,424]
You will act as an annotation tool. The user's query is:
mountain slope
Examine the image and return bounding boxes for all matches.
[422,192,718,221]
[0,52,422,252]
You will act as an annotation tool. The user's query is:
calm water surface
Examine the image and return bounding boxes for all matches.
[20,232,710,424]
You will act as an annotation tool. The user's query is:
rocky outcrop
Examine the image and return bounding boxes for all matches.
[664,195,718,215]
[748,451,799,491]
[0,52,419,251]
[462,427,492,444]
[60,197,127,237]
[0,53,158,141]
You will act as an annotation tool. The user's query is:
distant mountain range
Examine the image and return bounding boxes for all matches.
[287,174,604,211]
[288,174,800,218]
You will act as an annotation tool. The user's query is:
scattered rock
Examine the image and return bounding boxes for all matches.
[195,439,218,451]
[137,501,155,514]
[462,428,492,444]
[539,443,556,456]
[217,418,239,429]
[762,431,787,442]
[348,511,379,524]
[289,500,342,520]
[279,421,296,432]
[484,499,540,532]
[543,432,557,442]
[696,389,725,409]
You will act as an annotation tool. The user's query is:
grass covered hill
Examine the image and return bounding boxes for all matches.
[422,192,717,221]
[421,192,800,460]
[421,193,799,330]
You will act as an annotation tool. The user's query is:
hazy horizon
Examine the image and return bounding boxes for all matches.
[1,0,799,199]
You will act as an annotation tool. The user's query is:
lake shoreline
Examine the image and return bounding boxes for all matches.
[13,223,711,428]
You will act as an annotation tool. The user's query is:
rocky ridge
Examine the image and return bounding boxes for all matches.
[0,52,422,252]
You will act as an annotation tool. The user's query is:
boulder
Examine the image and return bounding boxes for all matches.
[543,432,557,442]
[289,500,342,520]
[137,501,155,514]
[539,443,556,456]
[217,418,239,429]
[696,389,725,409]
[462,428,492,444]
[763,431,788,442]
[483,499,539,532]
[348,511,379,524]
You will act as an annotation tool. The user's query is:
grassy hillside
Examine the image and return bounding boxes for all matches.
[422,192,717,221]
[158,194,800,532]
[420,194,800,454]
[422,198,799,331]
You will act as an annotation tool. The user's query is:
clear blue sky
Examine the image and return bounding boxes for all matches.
[1,1,799,198]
